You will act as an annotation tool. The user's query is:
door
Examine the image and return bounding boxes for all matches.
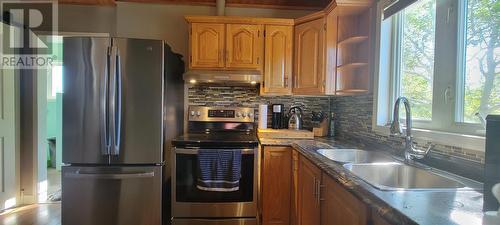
[321,175,368,225]
[62,166,162,225]
[294,19,325,95]
[190,23,225,69]
[63,37,111,164]
[261,146,292,225]
[262,25,293,95]
[0,67,19,210]
[111,38,164,164]
[226,24,263,70]
[298,155,321,225]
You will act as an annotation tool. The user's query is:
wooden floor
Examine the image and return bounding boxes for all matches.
[0,203,61,225]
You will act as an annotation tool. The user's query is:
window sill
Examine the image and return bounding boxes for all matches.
[372,125,485,152]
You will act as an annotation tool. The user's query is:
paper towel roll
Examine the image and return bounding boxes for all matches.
[259,104,268,129]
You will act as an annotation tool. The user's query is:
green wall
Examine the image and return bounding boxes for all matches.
[45,94,63,171]
[56,93,63,171]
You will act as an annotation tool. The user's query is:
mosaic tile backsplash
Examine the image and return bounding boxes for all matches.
[187,85,485,164]
[187,86,330,129]
[330,94,485,164]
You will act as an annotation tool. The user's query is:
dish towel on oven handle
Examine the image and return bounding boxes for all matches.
[197,149,242,192]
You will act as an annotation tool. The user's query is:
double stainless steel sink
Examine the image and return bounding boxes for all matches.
[316,148,481,191]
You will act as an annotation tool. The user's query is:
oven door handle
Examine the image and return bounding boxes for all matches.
[174,148,256,155]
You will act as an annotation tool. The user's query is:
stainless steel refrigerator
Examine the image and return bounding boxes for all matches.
[62,37,184,225]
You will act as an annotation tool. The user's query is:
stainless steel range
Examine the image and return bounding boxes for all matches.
[171,106,258,225]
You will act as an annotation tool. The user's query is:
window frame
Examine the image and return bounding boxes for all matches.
[373,0,486,151]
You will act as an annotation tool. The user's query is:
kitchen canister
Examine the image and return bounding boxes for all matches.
[259,104,268,129]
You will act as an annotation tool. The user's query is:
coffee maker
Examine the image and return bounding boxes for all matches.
[271,104,285,129]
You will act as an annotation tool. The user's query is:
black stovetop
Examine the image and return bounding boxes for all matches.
[172,132,258,148]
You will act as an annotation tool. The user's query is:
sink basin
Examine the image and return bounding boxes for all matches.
[343,163,469,191]
[316,149,394,164]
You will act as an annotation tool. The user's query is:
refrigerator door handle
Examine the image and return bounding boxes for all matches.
[109,45,118,156]
[112,47,122,156]
[66,170,155,179]
[101,46,112,156]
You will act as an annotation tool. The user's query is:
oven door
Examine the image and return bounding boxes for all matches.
[172,147,258,218]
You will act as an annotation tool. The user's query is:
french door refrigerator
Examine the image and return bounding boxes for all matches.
[62,37,184,225]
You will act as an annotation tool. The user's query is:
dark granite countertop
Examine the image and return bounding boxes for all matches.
[259,137,484,225]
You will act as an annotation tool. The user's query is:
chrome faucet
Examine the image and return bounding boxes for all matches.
[390,97,432,162]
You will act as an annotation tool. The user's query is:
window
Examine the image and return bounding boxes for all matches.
[458,0,500,123]
[48,65,63,99]
[375,0,499,137]
[46,36,63,100]
[398,0,436,121]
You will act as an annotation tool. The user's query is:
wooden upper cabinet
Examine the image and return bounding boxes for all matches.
[293,18,325,95]
[226,24,263,70]
[321,174,368,225]
[324,8,338,95]
[261,146,293,225]
[262,25,293,95]
[190,23,225,69]
[298,155,321,225]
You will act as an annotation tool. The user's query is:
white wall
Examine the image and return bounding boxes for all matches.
[115,3,213,58]
[59,4,116,35]
[116,3,314,58]
[60,3,315,58]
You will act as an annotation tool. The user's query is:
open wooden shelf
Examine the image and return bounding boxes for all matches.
[338,36,368,46]
[337,62,368,71]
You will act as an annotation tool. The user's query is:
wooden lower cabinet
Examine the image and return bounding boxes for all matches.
[261,149,370,225]
[261,146,293,225]
[291,150,299,225]
[320,175,368,225]
[298,155,322,225]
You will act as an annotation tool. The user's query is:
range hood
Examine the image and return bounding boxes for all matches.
[183,70,262,85]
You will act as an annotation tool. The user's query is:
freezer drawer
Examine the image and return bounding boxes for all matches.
[62,166,162,225]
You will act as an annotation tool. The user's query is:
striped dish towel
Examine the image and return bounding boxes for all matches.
[197,149,242,192]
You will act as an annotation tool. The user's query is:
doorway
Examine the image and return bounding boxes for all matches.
[37,36,63,204]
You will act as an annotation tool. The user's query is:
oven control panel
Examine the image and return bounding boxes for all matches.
[208,109,235,118]
[188,106,255,122]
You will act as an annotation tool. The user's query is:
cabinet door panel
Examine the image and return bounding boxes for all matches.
[262,25,293,95]
[298,156,321,225]
[321,175,368,225]
[226,24,263,70]
[190,23,225,68]
[293,19,325,95]
[291,150,299,225]
[262,146,292,225]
